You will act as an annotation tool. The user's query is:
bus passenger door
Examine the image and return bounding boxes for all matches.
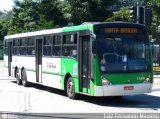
[36,39,42,83]
[8,42,12,76]
[79,35,91,93]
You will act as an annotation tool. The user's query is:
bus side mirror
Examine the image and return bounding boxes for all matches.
[92,41,97,54]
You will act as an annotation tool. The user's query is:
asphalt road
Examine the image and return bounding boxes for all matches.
[0,60,160,114]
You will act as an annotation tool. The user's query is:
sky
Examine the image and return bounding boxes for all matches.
[0,0,14,12]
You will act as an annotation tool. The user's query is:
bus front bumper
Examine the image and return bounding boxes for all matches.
[94,83,152,96]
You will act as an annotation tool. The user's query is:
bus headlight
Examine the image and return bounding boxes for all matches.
[143,77,150,83]
[101,76,112,85]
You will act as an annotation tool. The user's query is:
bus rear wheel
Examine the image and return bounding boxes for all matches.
[21,69,28,87]
[66,77,77,99]
[15,69,21,85]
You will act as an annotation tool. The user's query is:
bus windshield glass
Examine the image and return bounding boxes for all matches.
[96,35,150,73]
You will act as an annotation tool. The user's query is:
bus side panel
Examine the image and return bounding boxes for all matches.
[12,56,35,70]
[42,73,62,89]
[61,58,79,92]
[12,56,36,82]
[42,57,62,89]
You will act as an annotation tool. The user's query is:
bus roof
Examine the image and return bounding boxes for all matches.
[5,24,93,40]
[5,28,62,40]
[5,22,145,40]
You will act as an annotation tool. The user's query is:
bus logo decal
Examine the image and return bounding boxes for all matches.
[47,62,56,69]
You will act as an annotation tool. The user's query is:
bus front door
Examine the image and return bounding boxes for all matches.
[8,42,12,76]
[79,35,91,93]
[36,39,42,83]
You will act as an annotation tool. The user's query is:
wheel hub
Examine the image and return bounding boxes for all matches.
[68,81,73,95]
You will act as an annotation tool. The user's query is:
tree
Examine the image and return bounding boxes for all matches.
[0,11,3,16]
[0,11,12,41]
[37,0,68,28]
[65,0,117,25]
[8,0,40,34]
[145,0,160,40]
[106,7,132,22]
[8,0,68,34]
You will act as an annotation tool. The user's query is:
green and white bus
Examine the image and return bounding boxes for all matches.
[4,22,153,99]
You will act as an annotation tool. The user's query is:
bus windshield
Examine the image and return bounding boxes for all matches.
[96,35,150,73]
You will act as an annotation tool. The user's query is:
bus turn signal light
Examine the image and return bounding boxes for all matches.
[101,76,112,85]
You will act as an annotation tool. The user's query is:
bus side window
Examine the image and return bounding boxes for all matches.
[26,37,35,56]
[19,39,26,55]
[12,40,15,55]
[43,36,52,56]
[62,34,77,59]
[13,39,19,55]
[52,35,61,56]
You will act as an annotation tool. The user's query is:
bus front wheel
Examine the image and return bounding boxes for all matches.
[21,69,28,87]
[66,77,77,99]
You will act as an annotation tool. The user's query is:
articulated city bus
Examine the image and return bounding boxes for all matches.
[4,22,153,99]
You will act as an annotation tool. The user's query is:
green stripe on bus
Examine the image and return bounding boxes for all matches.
[94,54,102,86]
[62,24,93,32]
[102,72,150,84]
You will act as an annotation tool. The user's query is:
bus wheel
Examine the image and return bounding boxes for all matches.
[66,77,77,99]
[21,69,28,87]
[15,69,21,85]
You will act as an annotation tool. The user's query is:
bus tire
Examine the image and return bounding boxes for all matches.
[21,69,28,87]
[15,69,22,85]
[66,77,77,99]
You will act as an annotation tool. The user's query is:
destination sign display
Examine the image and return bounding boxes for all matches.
[105,28,138,34]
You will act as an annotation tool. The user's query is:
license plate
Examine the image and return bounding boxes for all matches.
[124,86,134,90]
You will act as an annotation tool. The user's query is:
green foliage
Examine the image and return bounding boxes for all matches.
[145,0,160,40]
[37,0,68,28]
[6,0,117,34]
[9,0,40,34]
[106,7,132,22]
[65,0,117,25]
[8,0,68,34]
[0,11,12,41]
[115,0,160,41]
